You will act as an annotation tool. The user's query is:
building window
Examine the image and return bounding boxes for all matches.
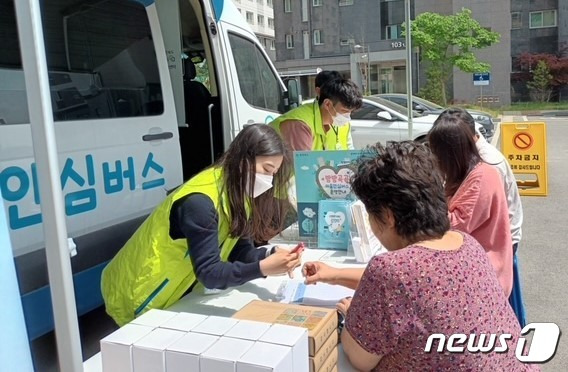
[529,10,557,29]
[267,0,274,8]
[313,0,322,6]
[340,38,354,46]
[286,34,294,49]
[268,18,275,29]
[270,39,276,50]
[511,12,522,29]
[339,0,354,6]
[385,24,401,40]
[313,30,323,45]
[284,0,292,12]
[257,15,264,26]
[246,11,254,24]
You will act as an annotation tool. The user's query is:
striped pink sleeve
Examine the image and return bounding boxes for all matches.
[280,120,313,151]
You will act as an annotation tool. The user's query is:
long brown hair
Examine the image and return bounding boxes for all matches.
[428,109,482,198]
[216,124,292,241]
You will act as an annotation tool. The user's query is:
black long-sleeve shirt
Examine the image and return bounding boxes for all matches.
[169,193,267,290]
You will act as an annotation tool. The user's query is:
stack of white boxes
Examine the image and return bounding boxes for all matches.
[100,309,309,372]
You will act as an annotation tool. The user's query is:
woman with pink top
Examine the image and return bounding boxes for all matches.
[428,109,513,297]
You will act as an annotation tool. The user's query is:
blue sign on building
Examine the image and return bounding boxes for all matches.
[473,72,491,86]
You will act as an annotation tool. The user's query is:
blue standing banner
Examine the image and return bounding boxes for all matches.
[0,196,34,371]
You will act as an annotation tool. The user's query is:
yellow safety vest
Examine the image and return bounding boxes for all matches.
[101,167,242,326]
[270,102,351,151]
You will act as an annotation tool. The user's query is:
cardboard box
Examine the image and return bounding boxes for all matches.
[309,331,338,372]
[130,309,178,327]
[236,341,293,372]
[100,323,154,372]
[160,312,208,332]
[233,300,338,356]
[259,324,309,372]
[200,337,255,372]
[316,346,338,372]
[225,320,271,341]
[165,332,219,372]
[132,328,186,372]
[191,315,239,336]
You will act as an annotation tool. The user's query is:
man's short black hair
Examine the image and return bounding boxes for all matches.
[318,78,363,110]
[315,70,342,88]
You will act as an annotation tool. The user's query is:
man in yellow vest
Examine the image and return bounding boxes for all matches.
[270,77,362,151]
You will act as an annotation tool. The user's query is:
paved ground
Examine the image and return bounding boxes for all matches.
[510,116,568,371]
[32,117,568,371]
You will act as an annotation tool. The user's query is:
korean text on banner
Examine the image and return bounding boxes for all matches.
[501,122,548,196]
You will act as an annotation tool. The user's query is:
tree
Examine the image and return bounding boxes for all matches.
[405,9,500,105]
[527,60,553,102]
[513,45,568,100]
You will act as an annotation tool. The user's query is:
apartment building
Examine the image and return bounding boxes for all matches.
[274,0,567,104]
[233,0,276,60]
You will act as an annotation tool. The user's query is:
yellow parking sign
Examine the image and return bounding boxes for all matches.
[501,122,548,196]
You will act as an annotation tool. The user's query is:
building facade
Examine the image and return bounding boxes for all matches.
[274,0,414,99]
[510,0,567,101]
[274,0,567,105]
[233,0,277,60]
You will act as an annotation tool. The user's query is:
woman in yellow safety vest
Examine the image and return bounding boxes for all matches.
[101,124,300,326]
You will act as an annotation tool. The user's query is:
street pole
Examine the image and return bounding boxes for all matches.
[405,0,413,139]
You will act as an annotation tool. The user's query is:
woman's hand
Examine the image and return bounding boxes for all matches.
[336,296,352,318]
[259,249,301,277]
[302,261,337,285]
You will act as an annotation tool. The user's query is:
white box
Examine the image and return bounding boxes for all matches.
[200,337,255,372]
[224,320,271,341]
[130,309,178,327]
[259,324,309,372]
[132,328,186,372]
[237,341,293,372]
[165,332,219,372]
[191,315,238,336]
[160,312,208,332]
[100,323,154,372]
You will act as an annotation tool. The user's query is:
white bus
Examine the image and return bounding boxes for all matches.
[0,0,299,340]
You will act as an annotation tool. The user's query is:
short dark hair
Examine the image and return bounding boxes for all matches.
[428,109,482,197]
[351,141,450,244]
[318,78,362,110]
[315,70,342,88]
[216,124,292,241]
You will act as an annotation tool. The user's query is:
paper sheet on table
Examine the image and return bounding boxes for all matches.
[277,280,355,308]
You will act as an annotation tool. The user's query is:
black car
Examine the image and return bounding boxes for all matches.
[378,94,495,140]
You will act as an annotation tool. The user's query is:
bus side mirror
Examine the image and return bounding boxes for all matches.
[286,79,301,110]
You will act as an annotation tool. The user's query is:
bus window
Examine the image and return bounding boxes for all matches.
[44,0,163,121]
[228,33,281,112]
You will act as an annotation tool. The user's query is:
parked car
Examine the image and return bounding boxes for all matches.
[378,93,495,139]
[348,96,486,148]
[302,96,486,148]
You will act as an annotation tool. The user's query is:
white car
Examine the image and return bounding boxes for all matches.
[349,96,485,148]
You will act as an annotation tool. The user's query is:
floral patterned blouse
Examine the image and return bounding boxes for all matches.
[345,232,539,371]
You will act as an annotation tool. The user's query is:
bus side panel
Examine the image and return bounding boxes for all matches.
[0,0,182,338]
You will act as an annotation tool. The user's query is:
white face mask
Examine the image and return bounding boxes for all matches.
[327,104,351,127]
[249,173,273,198]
